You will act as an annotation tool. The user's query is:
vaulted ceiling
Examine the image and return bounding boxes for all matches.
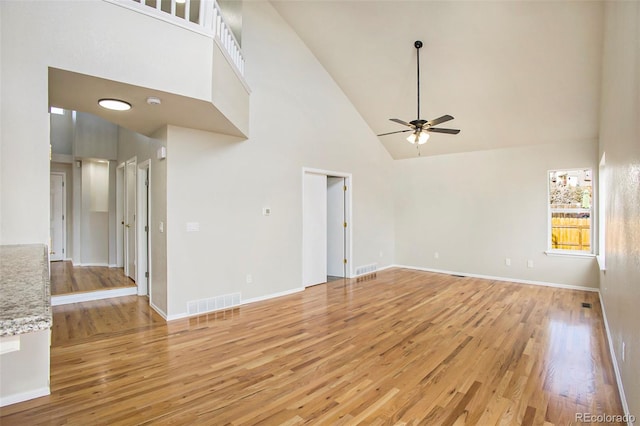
[271,1,604,159]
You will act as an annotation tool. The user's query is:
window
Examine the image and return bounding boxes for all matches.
[548,169,593,254]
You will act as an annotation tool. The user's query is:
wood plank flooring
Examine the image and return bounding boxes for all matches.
[50,261,136,295]
[0,269,624,425]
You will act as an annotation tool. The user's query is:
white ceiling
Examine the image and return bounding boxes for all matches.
[271,0,604,159]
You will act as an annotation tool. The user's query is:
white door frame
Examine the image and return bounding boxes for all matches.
[124,157,137,280]
[116,163,125,268]
[136,160,151,297]
[50,171,67,261]
[302,167,353,285]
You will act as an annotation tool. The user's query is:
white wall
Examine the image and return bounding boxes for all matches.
[80,160,110,265]
[394,140,600,288]
[0,0,233,246]
[50,111,73,155]
[164,1,395,317]
[74,112,117,161]
[117,126,168,314]
[598,1,640,418]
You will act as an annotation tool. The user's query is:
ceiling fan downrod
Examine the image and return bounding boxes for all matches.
[415,40,423,121]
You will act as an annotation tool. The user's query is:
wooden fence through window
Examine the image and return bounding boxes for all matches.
[551,217,590,251]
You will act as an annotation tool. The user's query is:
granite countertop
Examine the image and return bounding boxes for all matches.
[0,244,52,337]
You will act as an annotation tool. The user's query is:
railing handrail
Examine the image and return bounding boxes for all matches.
[105,0,244,78]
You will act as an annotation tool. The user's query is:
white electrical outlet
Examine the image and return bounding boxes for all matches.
[505,258,511,266]
[527,260,534,268]
[434,252,439,259]
[246,274,253,284]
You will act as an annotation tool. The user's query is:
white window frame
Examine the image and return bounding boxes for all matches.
[546,168,594,257]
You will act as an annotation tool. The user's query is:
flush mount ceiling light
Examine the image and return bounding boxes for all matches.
[98,98,131,111]
[377,40,460,155]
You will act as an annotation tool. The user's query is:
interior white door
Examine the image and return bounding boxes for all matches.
[137,165,150,296]
[302,173,327,287]
[327,177,345,277]
[125,159,137,281]
[49,173,65,261]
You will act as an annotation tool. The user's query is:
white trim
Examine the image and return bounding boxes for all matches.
[149,301,168,321]
[108,264,119,268]
[393,264,600,292]
[544,250,596,258]
[165,287,305,322]
[50,171,67,262]
[302,167,354,280]
[52,287,137,306]
[241,287,304,306]
[104,0,214,37]
[116,163,125,269]
[72,262,111,267]
[0,387,50,408]
[352,264,394,278]
[599,296,632,425]
[136,160,151,297]
[547,167,594,255]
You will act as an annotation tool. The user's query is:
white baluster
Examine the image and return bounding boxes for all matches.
[184,0,190,22]
[170,0,176,17]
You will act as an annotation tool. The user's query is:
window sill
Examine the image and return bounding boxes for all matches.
[544,250,596,259]
[596,255,606,271]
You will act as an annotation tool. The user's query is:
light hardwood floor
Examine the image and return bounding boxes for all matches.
[50,261,136,295]
[0,269,624,425]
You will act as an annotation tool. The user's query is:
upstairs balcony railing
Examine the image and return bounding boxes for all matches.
[109,0,244,77]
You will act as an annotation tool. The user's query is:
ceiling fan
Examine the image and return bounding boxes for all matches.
[377,40,460,152]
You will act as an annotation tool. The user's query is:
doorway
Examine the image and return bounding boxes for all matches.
[302,168,352,287]
[137,161,151,297]
[124,157,137,281]
[50,172,66,261]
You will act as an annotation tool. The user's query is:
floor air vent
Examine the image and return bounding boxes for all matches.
[581,302,592,309]
[187,292,241,316]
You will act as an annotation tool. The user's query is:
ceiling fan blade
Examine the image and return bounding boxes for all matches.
[377,129,413,137]
[426,127,460,135]
[389,118,414,128]
[426,115,454,127]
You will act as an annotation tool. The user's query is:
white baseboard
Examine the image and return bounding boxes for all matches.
[165,287,305,322]
[352,264,394,279]
[0,386,50,407]
[71,262,110,267]
[149,301,168,320]
[242,287,304,305]
[599,296,632,425]
[392,264,599,292]
[52,286,137,306]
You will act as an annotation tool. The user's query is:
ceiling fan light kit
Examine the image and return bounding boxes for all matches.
[377,40,460,155]
[407,131,429,145]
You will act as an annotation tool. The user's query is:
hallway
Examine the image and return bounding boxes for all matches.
[50,261,135,295]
